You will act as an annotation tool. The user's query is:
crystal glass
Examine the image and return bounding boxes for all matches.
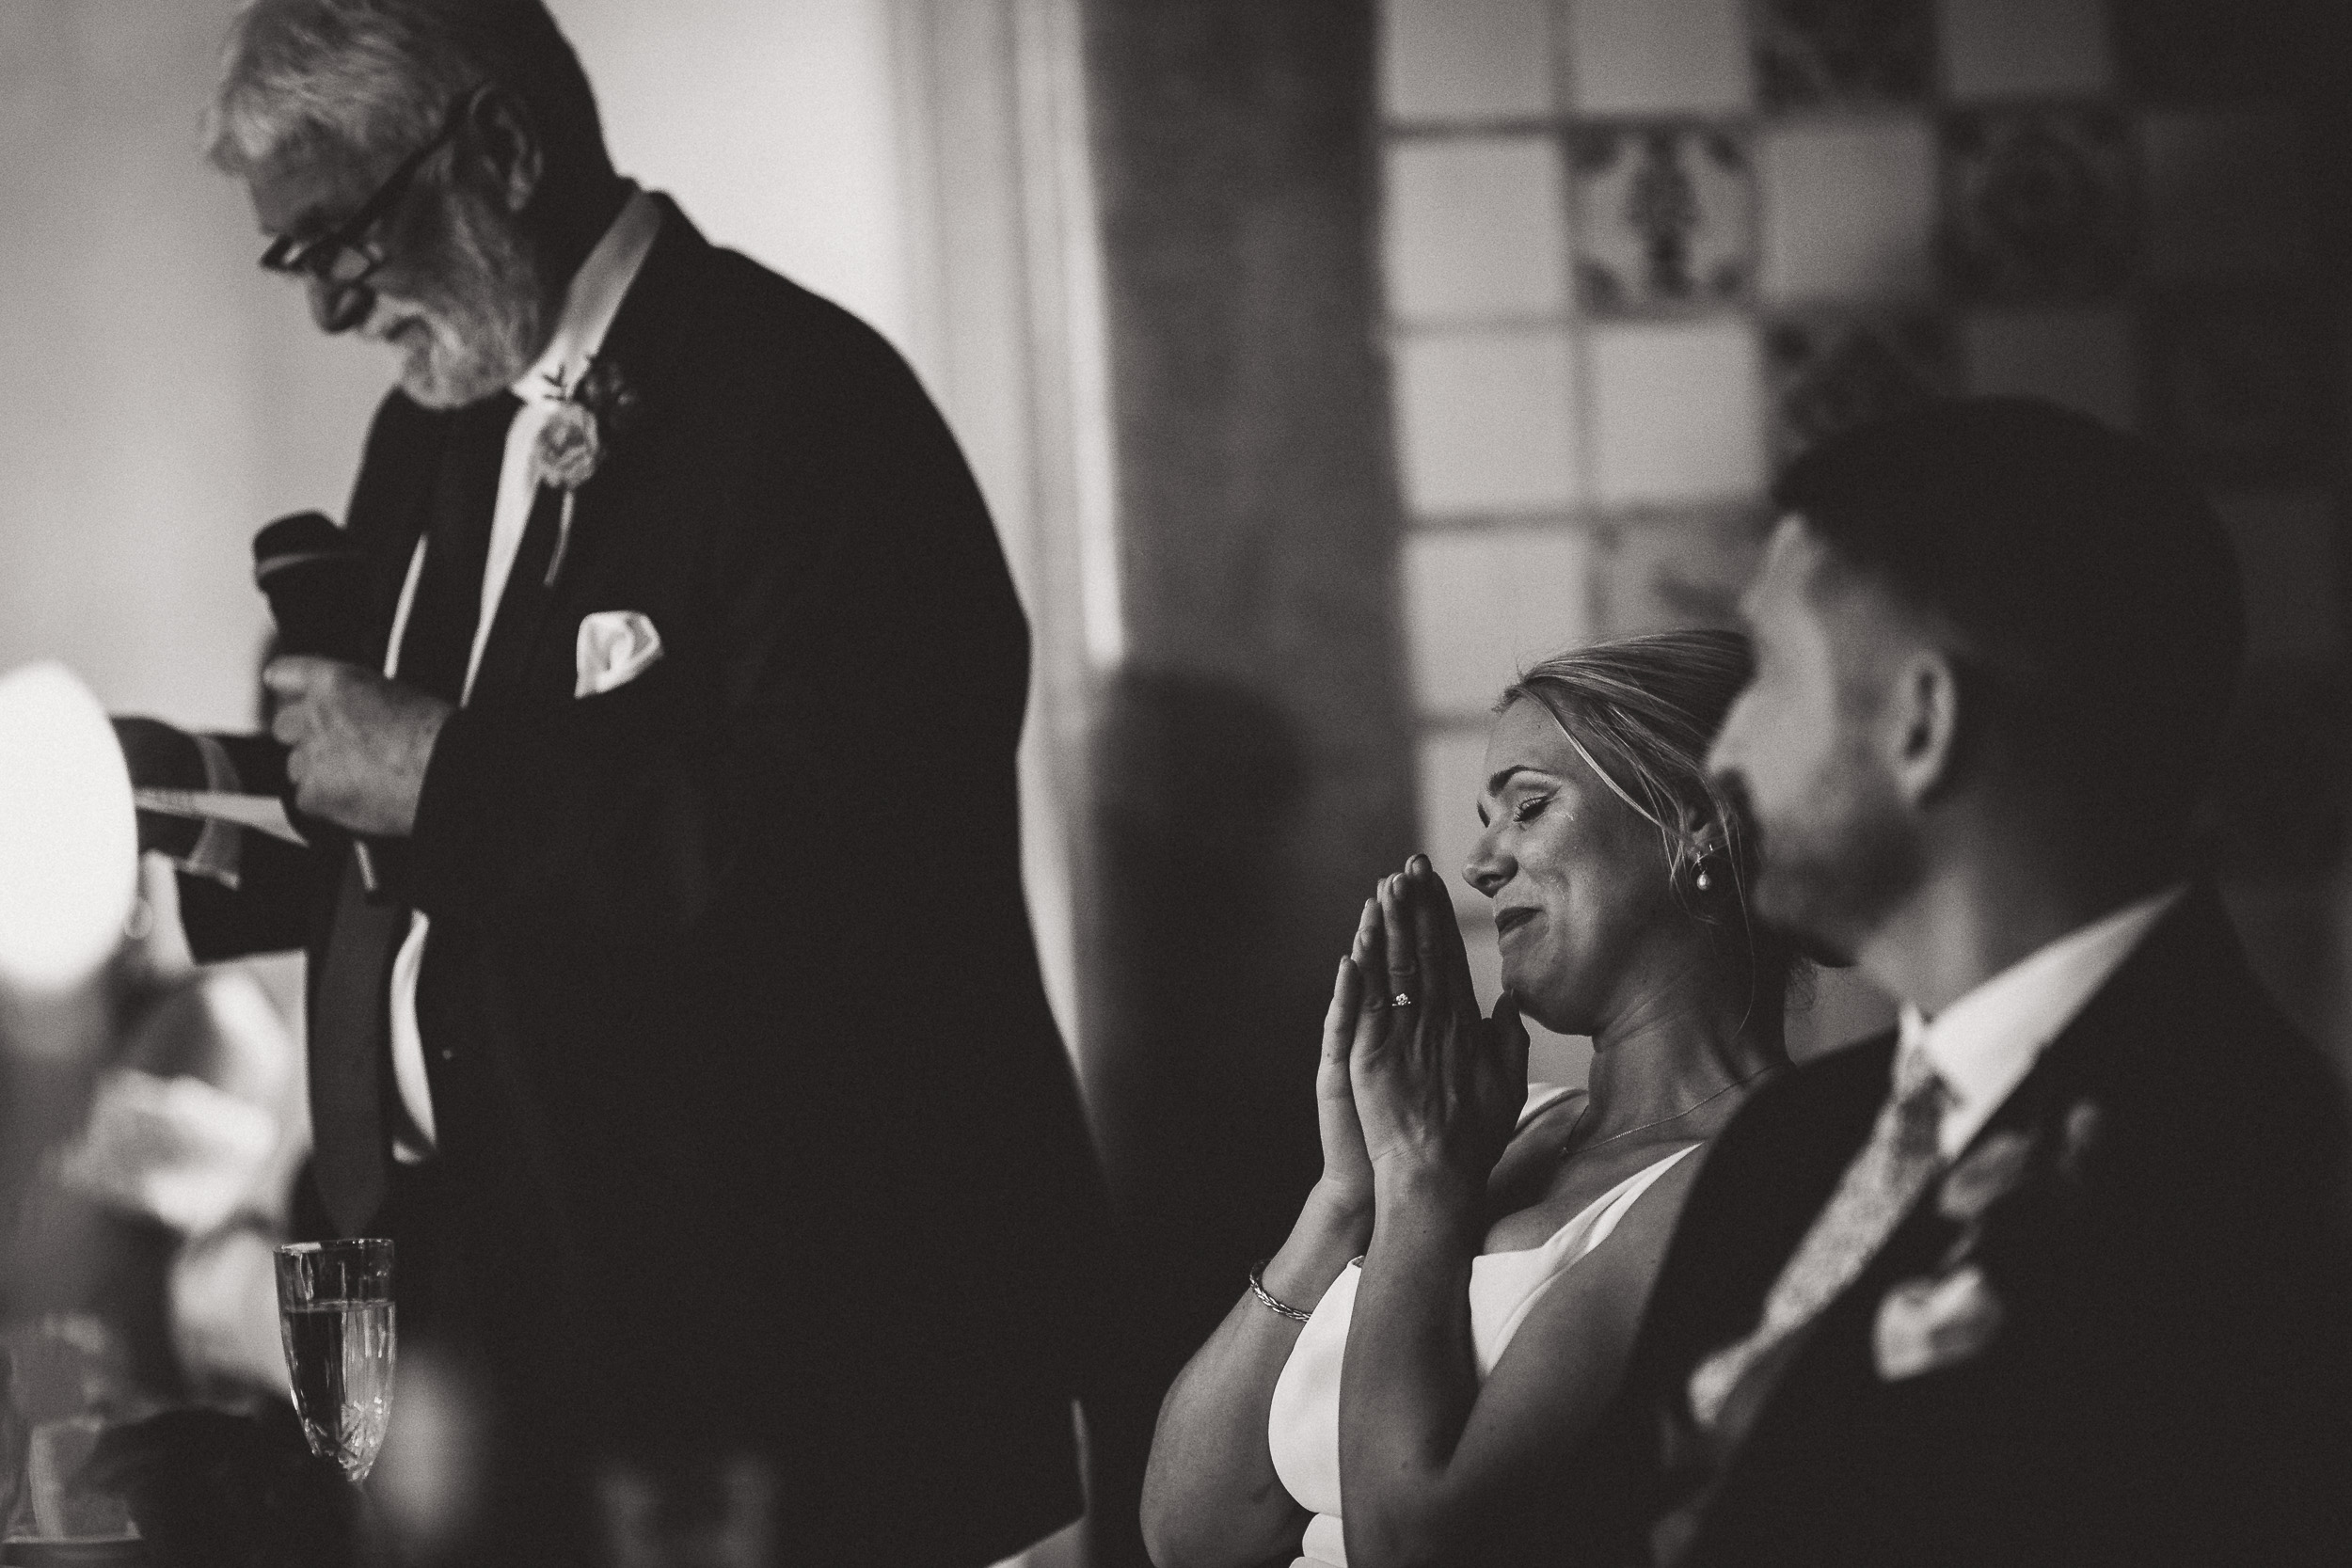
[273,1240,396,1483]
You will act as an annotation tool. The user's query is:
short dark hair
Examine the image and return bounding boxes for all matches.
[1773,396,2244,834]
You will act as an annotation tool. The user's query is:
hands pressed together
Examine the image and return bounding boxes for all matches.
[1319,852,1531,1211]
[263,657,453,838]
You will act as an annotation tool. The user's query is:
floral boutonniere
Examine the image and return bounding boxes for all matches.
[531,355,643,588]
[1873,1097,2109,1384]
[1935,1128,2039,1225]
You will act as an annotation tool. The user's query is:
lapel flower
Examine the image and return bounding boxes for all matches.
[2058,1099,2106,1184]
[1875,1262,2006,1382]
[1936,1128,2039,1224]
[532,401,602,491]
[530,354,642,587]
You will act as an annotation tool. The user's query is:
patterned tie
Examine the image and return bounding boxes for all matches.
[307,395,516,1236]
[1687,1044,1950,1430]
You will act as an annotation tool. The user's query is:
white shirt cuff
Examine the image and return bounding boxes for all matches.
[177,734,246,889]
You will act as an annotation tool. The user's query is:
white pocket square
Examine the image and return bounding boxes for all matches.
[1875,1262,2005,1382]
[575,610,663,697]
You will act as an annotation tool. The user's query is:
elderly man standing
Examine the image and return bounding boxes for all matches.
[119,1,1111,1560]
[1580,398,2352,1566]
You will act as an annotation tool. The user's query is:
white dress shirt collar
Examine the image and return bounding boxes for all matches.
[511,182,663,404]
[1898,883,2186,1158]
[380,182,663,1164]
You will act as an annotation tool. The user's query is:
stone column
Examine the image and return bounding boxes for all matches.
[1075,0,1415,1405]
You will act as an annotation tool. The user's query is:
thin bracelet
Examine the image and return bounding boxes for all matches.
[1248,1259,1312,1323]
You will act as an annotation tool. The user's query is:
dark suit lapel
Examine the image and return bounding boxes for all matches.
[465,482,564,702]
[351,403,457,668]
[1853,885,2262,1320]
[1840,888,2219,1280]
[1642,1038,1897,1482]
[462,198,711,706]
[1979,883,2234,1120]
[1863,883,2230,1253]
[1698,890,2223,1489]
[1660,1037,1899,1360]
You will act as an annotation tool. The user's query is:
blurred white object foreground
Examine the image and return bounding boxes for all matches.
[48,856,310,1398]
[0,662,137,1001]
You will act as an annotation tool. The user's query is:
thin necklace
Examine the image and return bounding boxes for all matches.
[1560,1068,1776,1159]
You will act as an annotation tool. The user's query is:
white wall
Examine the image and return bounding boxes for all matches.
[0,1,379,728]
[548,0,925,374]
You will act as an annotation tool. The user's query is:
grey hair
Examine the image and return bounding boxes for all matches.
[205,0,609,178]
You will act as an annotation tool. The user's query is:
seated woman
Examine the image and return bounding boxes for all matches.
[1141,629,1797,1568]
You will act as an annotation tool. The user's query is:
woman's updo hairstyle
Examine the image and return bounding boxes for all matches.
[1497,628,1799,1001]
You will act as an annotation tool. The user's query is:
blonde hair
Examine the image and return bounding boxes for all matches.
[1498,629,1797,994]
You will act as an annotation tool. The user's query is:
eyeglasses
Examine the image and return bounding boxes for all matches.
[259,92,477,331]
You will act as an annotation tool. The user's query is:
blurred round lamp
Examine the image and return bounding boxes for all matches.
[0,662,137,993]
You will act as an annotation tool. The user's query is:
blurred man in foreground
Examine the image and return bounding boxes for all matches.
[1588,398,2352,1566]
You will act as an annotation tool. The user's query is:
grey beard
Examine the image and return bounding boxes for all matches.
[392,195,548,410]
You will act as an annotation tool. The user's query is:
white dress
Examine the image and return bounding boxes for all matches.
[1264,1085,1700,1568]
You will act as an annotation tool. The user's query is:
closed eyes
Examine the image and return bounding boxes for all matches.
[1477,789,1557,830]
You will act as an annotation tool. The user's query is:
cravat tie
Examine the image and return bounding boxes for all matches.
[1687,1044,1950,1430]
[308,394,516,1236]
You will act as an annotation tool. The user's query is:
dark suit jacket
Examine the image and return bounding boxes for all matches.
[1577,886,2352,1568]
[178,198,1109,1563]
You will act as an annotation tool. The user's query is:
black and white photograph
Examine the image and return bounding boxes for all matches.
[0,1,2346,1564]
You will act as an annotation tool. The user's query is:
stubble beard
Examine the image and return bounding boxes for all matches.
[1744,746,1921,969]
[381,190,548,411]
